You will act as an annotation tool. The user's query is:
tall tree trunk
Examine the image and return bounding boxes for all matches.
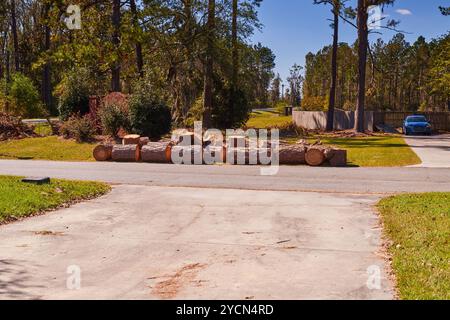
[42,3,52,112]
[202,0,215,128]
[0,31,6,80]
[10,0,20,72]
[229,0,239,128]
[230,0,238,127]
[111,0,121,92]
[232,0,238,87]
[354,0,368,133]
[326,2,339,132]
[129,0,143,78]
[5,48,10,112]
[5,49,10,83]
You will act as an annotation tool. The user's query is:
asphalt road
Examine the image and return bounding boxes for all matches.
[0,159,449,193]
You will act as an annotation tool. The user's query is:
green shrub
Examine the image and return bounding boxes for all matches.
[60,115,96,142]
[302,96,327,111]
[129,93,171,139]
[55,68,92,121]
[8,73,44,118]
[99,101,130,138]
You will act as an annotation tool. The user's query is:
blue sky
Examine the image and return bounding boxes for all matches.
[251,0,450,82]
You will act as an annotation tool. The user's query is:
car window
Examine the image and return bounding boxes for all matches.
[407,116,427,123]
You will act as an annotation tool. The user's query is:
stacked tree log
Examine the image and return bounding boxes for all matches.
[111,144,141,162]
[141,142,172,163]
[93,134,145,162]
[93,132,347,167]
[122,134,141,145]
[278,142,347,167]
[93,144,113,162]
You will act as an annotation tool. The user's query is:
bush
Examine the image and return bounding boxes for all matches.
[60,115,96,142]
[301,96,327,111]
[8,73,44,118]
[55,68,92,121]
[129,93,171,139]
[99,101,130,138]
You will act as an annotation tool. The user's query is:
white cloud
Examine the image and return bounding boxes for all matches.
[396,9,412,16]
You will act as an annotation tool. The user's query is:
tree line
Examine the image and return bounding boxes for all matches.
[302,0,449,132]
[0,0,275,129]
[303,33,449,113]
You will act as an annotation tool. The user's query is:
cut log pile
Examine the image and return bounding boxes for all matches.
[93,133,347,167]
[0,113,36,141]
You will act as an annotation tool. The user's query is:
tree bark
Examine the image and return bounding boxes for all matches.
[42,3,52,112]
[326,1,339,132]
[202,0,215,128]
[129,0,144,78]
[230,0,239,127]
[111,0,121,92]
[122,134,141,145]
[93,145,113,161]
[4,46,10,112]
[232,0,238,88]
[354,0,369,133]
[141,142,173,163]
[10,0,20,72]
[112,145,140,162]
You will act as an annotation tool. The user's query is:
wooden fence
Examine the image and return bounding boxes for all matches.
[292,110,374,131]
[373,112,450,131]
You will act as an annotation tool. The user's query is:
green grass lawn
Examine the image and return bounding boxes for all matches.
[378,193,450,300]
[0,136,95,161]
[0,175,110,224]
[306,136,421,167]
[246,110,292,128]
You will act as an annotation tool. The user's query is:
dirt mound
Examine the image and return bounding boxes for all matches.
[0,113,36,141]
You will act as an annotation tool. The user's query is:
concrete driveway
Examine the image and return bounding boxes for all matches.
[405,134,450,168]
[0,185,393,300]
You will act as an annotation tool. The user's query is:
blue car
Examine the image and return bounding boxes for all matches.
[403,115,432,136]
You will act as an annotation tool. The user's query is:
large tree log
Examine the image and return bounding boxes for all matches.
[141,142,172,163]
[305,145,332,166]
[279,144,306,165]
[112,145,140,162]
[123,134,140,145]
[93,144,113,161]
[328,149,347,167]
